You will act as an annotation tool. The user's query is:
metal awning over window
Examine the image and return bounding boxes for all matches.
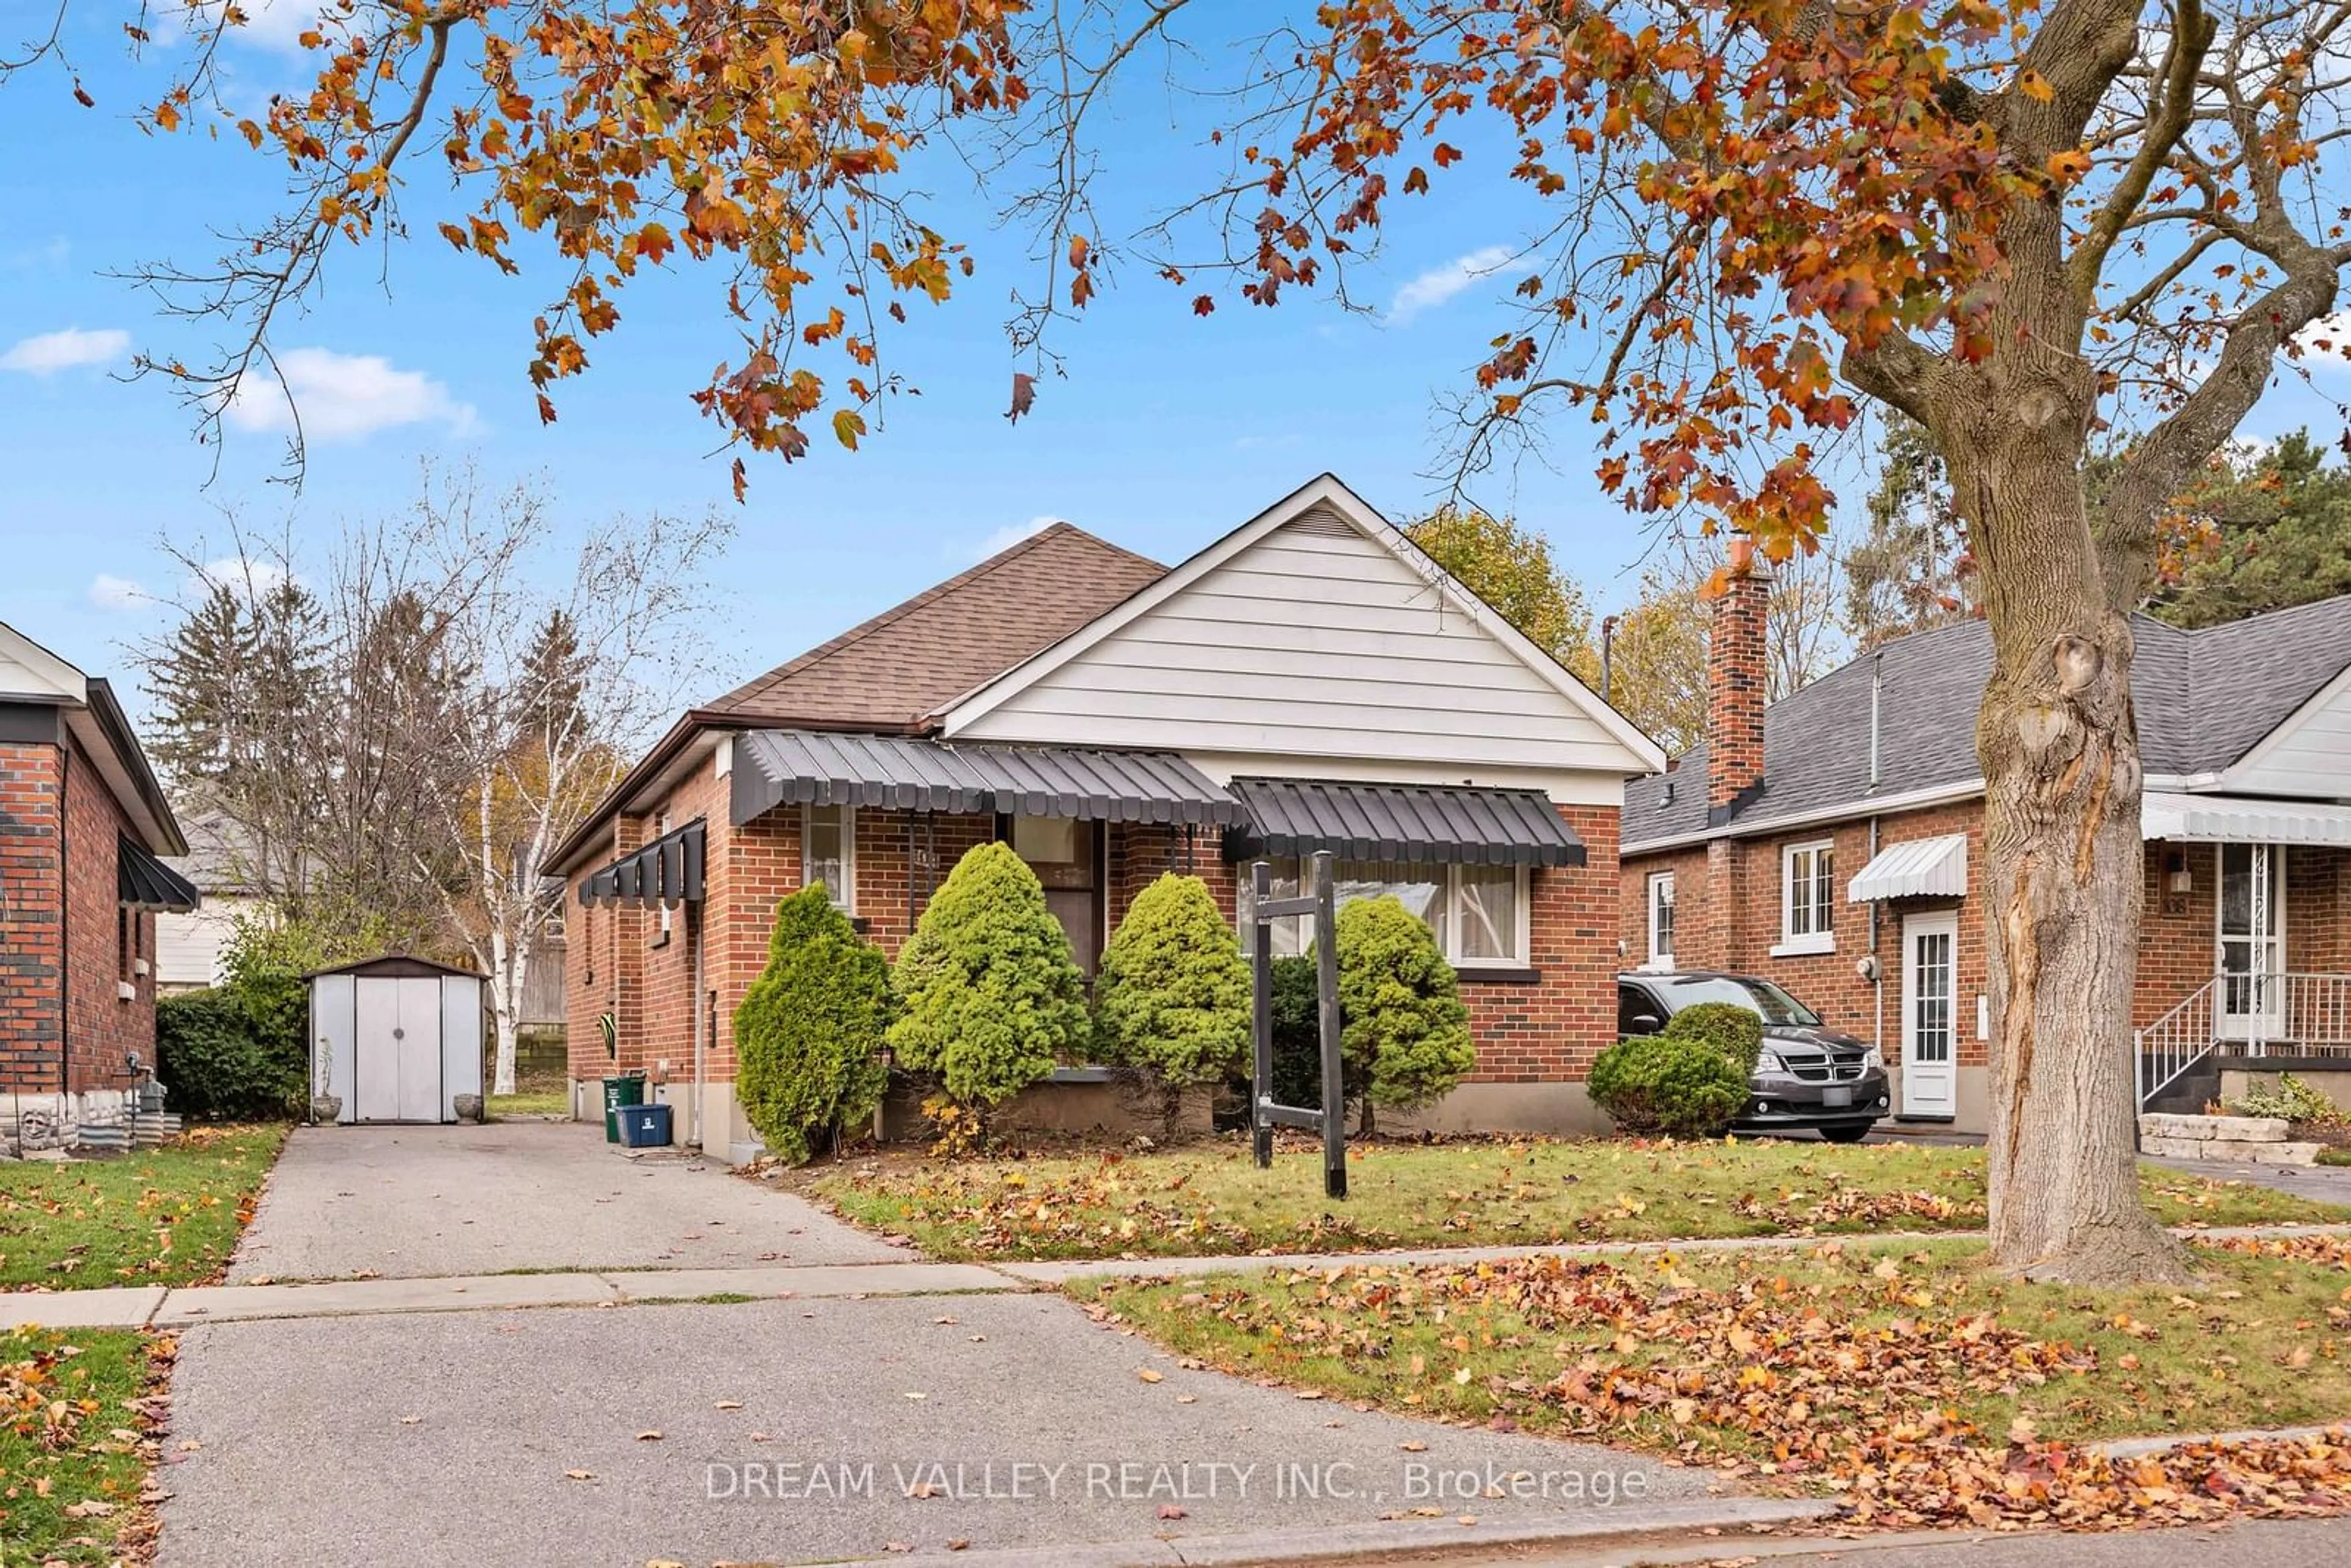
[579,817,705,906]
[1846,833,1968,902]
[2142,792,2351,847]
[119,836,201,912]
[730,730,1245,827]
[1221,778,1586,867]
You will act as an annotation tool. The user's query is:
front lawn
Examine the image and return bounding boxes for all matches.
[0,1329,159,1564]
[809,1138,2349,1261]
[1084,1232,2351,1531]
[0,1125,287,1291]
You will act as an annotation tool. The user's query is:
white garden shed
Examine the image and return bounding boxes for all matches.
[308,956,488,1124]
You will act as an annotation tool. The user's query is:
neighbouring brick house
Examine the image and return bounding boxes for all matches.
[1621,557,2351,1134]
[547,475,1664,1159]
[1,621,196,1144]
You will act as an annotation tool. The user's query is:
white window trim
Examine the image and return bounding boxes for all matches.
[1645,871,1676,969]
[1775,838,1836,956]
[1251,858,1531,968]
[802,803,858,914]
[1448,863,1532,969]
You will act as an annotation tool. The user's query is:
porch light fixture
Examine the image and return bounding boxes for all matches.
[2164,849,2192,893]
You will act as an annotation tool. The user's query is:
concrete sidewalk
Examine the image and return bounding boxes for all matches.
[14,1216,2350,1330]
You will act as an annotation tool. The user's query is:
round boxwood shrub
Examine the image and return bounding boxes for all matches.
[1092,874,1251,1136]
[1587,1034,1749,1139]
[1661,1001,1765,1072]
[1335,895,1475,1135]
[733,883,894,1165]
[888,841,1088,1125]
[157,988,306,1120]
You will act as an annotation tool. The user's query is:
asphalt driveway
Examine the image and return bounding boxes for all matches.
[228,1120,901,1281]
[156,1291,1716,1567]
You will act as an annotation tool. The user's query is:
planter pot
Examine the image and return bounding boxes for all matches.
[453,1093,485,1124]
[311,1094,343,1124]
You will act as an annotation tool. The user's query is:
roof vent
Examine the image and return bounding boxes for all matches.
[1282,506,1355,540]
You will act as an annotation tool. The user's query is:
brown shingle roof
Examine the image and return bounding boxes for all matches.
[702,522,1166,730]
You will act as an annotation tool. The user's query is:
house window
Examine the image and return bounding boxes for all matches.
[1251,858,1528,967]
[1778,839,1835,955]
[1646,872,1676,967]
[803,805,856,913]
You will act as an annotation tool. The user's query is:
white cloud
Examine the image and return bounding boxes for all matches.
[2,327,131,374]
[1387,246,1517,326]
[193,557,293,598]
[2293,310,2351,367]
[176,0,334,53]
[225,347,476,442]
[951,515,1063,562]
[88,574,151,612]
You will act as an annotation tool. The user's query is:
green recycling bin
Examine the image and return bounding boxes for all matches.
[602,1073,647,1143]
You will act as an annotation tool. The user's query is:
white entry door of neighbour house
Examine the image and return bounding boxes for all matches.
[2218,842,2286,1044]
[351,976,446,1122]
[1900,909,1959,1119]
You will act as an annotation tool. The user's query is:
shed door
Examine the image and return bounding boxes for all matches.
[353,975,449,1122]
[354,978,403,1120]
[395,977,445,1121]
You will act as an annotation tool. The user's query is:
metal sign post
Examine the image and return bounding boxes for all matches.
[1248,850,1346,1199]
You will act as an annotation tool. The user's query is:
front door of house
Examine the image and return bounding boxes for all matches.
[1010,816,1103,973]
[2218,842,2285,1044]
[1900,910,1959,1119]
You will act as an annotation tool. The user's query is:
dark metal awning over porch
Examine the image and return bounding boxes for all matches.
[1222,778,1586,868]
[579,817,705,906]
[730,730,1246,828]
[119,836,201,912]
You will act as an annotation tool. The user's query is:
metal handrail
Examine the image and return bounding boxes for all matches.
[2135,972,2351,1111]
[2135,977,2220,1111]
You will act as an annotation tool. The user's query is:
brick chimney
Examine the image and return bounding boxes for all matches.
[1706,539,1770,811]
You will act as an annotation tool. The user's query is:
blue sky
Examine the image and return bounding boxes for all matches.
[6,6,2347,728]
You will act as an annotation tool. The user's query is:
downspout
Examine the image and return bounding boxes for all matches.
[1868,653,1884,1073]
[688,900,705,1151]
[58,742,71,1106]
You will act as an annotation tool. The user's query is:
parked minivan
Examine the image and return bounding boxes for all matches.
[1615,970,1890,1141]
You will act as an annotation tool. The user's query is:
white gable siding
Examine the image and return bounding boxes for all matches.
[951,506,1637,773]
[154,895,260,992]
[2227,668,2351,799]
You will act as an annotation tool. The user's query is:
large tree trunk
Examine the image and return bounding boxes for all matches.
[1959,426,2194,1285]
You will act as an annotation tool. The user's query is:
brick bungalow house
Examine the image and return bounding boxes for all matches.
[1620,559,2351,1133]
[1,621,197,1145]
[547,475,1665,1158]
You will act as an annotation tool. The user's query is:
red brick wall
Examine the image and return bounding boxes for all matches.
[0,734,156,1097]
[1458,803,1622,1082]
[0,741,64,1091]
[1622,800,1992,1068]
[569,781,1630,1096]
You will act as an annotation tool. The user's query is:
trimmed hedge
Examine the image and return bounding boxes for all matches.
[1093,874,1251,1133]
[157,988,306,1120]
[1587,1033,1749,1138]
[888,842,1088,1116]
[734,883,894,1165]
[1662,1002,1765,1073]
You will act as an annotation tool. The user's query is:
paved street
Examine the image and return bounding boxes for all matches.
[228,1122,899,1280]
